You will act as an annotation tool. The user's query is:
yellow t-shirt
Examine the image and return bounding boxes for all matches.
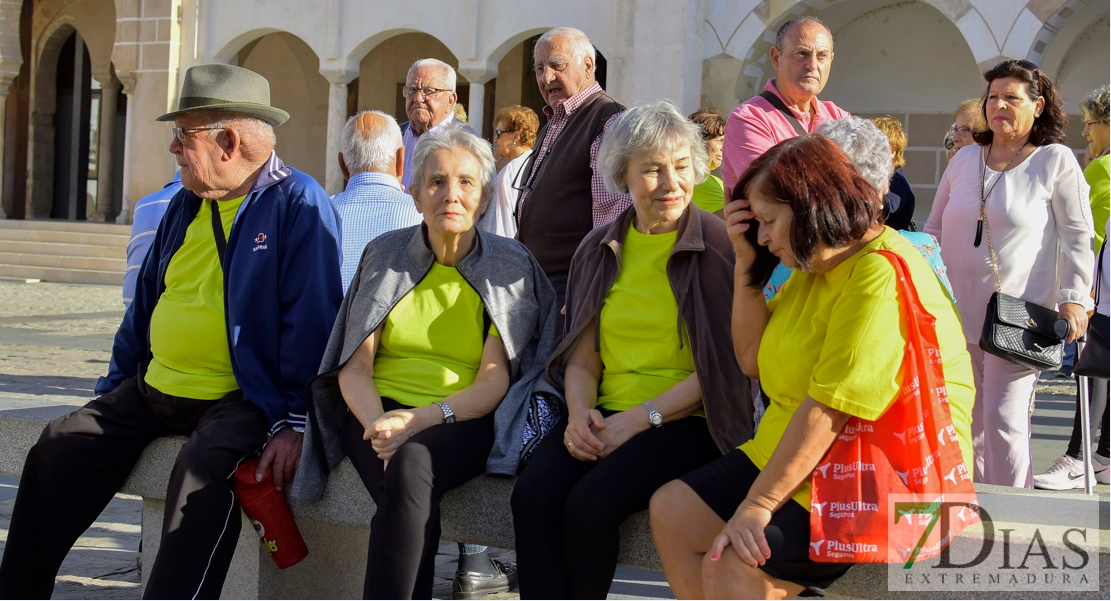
[691,174,725,214]
[373,262,498,408]
[741,228,975,509]
[146,196,246,399]
[597,225,697,412]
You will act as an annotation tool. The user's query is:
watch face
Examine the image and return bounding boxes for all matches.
[649,412,663,426]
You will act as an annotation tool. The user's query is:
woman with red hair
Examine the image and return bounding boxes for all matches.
[650,134,975,599]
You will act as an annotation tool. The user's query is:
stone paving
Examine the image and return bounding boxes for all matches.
[0,278,1103,600]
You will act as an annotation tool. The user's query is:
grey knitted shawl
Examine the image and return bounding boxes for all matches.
[292,224,561,500]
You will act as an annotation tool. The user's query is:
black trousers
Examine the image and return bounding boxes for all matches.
[510,414,721,599]
[0,376,269,600]
[1066,376,1110,459]
[343,400,495,600]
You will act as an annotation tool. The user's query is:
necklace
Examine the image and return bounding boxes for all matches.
[974,143,1027,247]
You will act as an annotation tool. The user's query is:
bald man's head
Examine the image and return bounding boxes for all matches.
[340,110,405,178]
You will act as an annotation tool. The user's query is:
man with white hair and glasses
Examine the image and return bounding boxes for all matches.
[400,58,476,191]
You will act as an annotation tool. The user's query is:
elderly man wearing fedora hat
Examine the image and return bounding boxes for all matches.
[0,64,343,598]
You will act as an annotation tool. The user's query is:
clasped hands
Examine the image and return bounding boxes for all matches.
[563,407,646,462]
[363,407,425,464]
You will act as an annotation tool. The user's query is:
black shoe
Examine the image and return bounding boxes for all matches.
[452,558,517,599]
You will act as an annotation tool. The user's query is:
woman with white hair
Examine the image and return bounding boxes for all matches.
[511,100,754,598]
[295,125,560,599]
[817,116,954,297]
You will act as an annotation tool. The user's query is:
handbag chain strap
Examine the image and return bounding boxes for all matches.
[979,146,1003,293]
[1095,243,1106,308]
[978,144,1028,293]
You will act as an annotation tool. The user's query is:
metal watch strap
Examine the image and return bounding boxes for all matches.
[643,402,663,427]
[435,401,455,424]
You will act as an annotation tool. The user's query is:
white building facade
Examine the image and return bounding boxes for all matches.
[0,0,1107,223]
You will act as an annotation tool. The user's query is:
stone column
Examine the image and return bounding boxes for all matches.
[320,67,357,195]
[90,75,120,221]
[0,78,10,219]
[115,71,136,224]
[457,67,497,137]
[1,0,24,219]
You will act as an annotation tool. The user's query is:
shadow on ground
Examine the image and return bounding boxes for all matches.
[0,374,98,397]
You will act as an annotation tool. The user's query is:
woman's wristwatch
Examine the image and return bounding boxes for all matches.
[642,402,663,427]
[435,401,456,424]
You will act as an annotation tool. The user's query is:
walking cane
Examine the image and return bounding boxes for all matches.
[1057,319,1094,495]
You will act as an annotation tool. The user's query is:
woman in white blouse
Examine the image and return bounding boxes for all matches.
[925,59,1093,488]
[479,105,539,238]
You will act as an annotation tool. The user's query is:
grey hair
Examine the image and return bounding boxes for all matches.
[409,123,496,202]
[774,15,833,50]
[816,116,893,195]
[598,99,710,194]
[407,58,457,90]
[536,26,597,73]
[341,110,403,174]
[1081,84,1110,124]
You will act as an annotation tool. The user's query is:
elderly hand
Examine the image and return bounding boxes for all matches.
[709,500,774,568]
[722,197,758,267]
[565,408,606,461]
[365,407,427,461]
[256,427,303,492]
[1058,302,1090,344]
[596,409,649,459]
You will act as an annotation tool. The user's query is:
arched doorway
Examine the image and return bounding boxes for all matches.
[46,30,125,221]
[50,30,90,219]
[237,32,330,185]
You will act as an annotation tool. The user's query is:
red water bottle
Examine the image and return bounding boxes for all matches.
[232,458,309,569]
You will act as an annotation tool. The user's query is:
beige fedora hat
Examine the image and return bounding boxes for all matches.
[157,64,290,126]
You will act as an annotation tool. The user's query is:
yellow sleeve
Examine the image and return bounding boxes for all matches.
[807,253,906,420]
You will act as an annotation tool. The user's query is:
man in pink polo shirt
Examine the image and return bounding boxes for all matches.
[722,16,849,197]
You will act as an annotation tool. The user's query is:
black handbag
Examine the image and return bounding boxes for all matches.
[978,291,1064,371]
[1074,243,1108,379]
[975,148,1063,371]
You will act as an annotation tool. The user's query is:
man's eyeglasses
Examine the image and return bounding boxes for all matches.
[402,85,451,99]
[171,126,224,143]
[947,125,973,136]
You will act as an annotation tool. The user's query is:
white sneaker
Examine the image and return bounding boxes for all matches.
[1032,455,1091,490]
[1093,453,1110,485]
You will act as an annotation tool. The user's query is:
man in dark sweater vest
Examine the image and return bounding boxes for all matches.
[515,27,630,312]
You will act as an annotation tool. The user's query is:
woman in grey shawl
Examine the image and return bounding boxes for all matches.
[294,125,560,599]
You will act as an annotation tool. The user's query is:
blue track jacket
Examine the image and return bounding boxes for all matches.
[97,154,343,436]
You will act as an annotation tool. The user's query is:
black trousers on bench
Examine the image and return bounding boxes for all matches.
[511,414,720,599]
[343,399,494,600]
[0,376,269,600]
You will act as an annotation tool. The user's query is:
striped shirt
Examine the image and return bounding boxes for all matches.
[517,82,630,228]
[124,175,183,306]
[332,171,422,293]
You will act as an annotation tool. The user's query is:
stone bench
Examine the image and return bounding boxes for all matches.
[0,405,656,598]
[1,405,1108,599]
